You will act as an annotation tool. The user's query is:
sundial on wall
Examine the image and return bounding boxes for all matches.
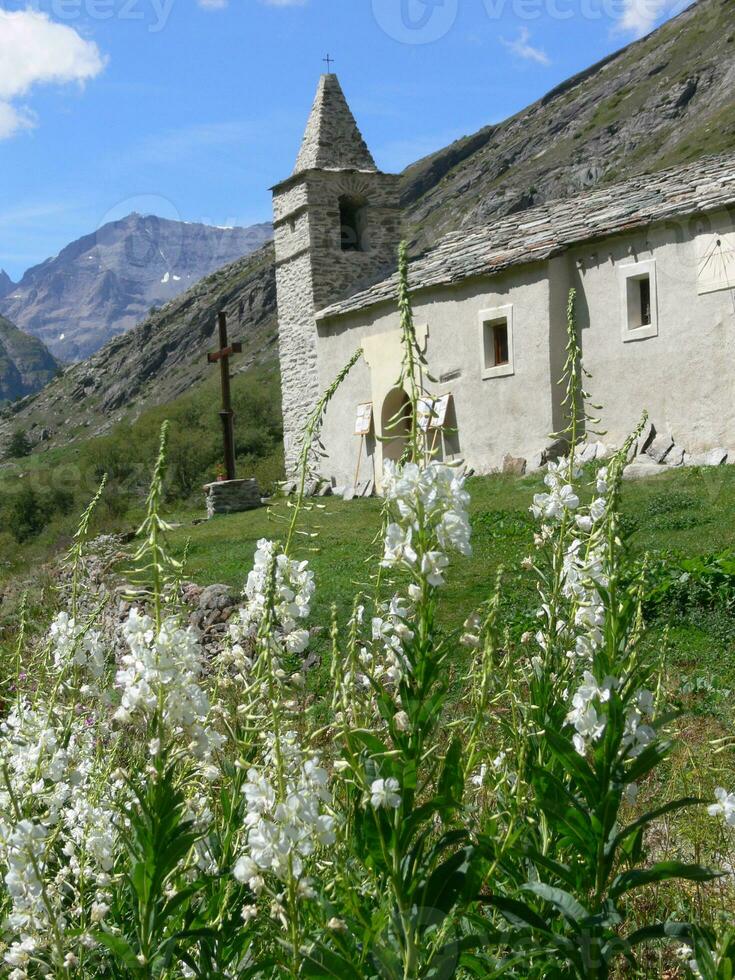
[696,228,735,295]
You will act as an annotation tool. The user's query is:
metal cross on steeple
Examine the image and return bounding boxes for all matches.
[323,53,334,73]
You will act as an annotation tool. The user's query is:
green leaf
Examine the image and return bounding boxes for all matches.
[94,931,142,971]
[300,944,364,979]
[610,862,722,898]
[437,737,465,811]
[612,797,701,853]
[627,921,693,946]
[420,845,487,921]
[484,895,552,933]
[522,883,589,927]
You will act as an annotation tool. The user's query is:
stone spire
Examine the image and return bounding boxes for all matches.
[293,74,378,176]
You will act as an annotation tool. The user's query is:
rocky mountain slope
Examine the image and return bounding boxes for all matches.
[0,214,272,362]
[0,271,13,300]
[400,0,735,250]
[1,0,732,452]
[0,316,60,404]
[0,245,276,448]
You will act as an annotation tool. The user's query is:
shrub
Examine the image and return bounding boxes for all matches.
[5,429,31,459]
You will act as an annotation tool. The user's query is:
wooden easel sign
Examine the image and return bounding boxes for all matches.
[417,397,435,433]
[428,393,451,458]
[430,394,451,429]
[346,402,373,499]
[354,402,373,436]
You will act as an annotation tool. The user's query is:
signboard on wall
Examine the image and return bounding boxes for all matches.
[354,402,374,436]
[697,230,735,295]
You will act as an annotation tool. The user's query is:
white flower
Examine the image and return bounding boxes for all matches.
[421,551,449,587]
[233,738,335,898]
[115,610,220,761]
[229,540,315,661]
[369,777,401,810]
[381,460,472,581]
[393,711,410,731]
[90,901,109,923]
[49,611,106,682]
[708,788,735,827]
[241,903,258,923]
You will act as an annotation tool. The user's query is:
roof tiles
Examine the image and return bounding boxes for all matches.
[317,153,735,320]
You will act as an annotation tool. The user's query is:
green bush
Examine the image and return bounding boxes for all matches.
[5,429,32,459]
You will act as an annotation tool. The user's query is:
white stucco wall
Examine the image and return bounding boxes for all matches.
[317,262,558,487]
[306,211,735,489]
[570,212,735,451]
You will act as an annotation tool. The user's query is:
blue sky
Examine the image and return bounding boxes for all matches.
[0,0,687,280]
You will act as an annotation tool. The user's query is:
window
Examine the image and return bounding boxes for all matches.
[492,321,509,365]
[339,195,368,252]
[639,277,651,326]
[479,304,514,379]
[619,259,658,342]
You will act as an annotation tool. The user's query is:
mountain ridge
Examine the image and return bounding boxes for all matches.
[0,271,14,300]
[0,214,273,362]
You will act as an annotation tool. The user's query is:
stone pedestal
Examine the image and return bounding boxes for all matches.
[204,479,261,518]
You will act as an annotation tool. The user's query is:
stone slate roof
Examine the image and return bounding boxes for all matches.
[317,153,735,320]
[293,74,377,176]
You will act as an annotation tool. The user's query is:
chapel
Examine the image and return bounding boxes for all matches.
[272,73,735,489]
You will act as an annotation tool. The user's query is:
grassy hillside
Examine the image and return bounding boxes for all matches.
[0,364,283,584]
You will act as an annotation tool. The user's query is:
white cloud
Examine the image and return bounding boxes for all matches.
[0,9,105,139]
[0,101,34,140]
[615,0,693,36]
[198,0,229,8]
[501,27,550,65]
[615,0,666,35]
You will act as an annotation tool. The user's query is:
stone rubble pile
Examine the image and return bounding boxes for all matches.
[505,425,734,481]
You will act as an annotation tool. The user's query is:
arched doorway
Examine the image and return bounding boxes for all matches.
[381,387,411,467]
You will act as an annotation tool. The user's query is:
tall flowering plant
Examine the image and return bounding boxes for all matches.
[301,244,489,979]
[465,293,722,978]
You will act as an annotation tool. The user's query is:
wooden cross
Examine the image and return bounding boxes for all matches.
[207,311,242,482]
[323,53,334,73]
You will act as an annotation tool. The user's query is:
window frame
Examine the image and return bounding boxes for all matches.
[619,259,658,342]
[479,304,515,379]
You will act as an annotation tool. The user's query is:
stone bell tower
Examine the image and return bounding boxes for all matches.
[272,73,401,476]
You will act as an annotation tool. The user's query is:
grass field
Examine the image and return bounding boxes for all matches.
[167,465,735,708]
[163,463,735,939]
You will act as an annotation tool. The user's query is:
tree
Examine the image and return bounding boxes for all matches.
[6,429,32,459]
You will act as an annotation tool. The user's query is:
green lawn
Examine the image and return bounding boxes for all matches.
[167,464,735,719]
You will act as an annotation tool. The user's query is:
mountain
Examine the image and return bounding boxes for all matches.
[1,0,733,452]
[0,271,14,300]
[0,245,277,447]
[400,0,735,250]
[0,316,60,405]
[0,214,273,362]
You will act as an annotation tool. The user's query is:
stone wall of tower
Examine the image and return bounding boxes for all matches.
[274,249,320,474]
[273,168,401,476]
